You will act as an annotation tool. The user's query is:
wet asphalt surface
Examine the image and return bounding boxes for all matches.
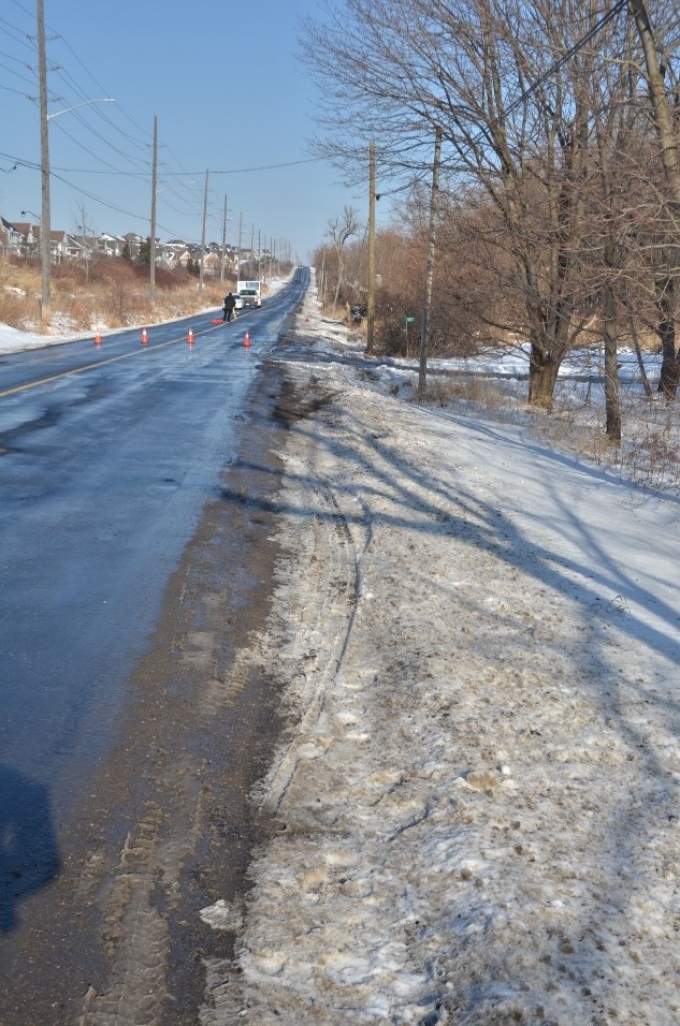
[0,269,309,1023]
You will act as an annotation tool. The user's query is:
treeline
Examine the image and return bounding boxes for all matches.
[304,0,680,441]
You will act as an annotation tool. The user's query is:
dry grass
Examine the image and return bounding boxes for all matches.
[0,255,231,334]
[423,370,517,415]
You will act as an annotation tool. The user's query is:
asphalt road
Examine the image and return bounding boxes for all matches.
[0,267,309,1022]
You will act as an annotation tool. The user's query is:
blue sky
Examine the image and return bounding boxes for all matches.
[0,0,364,261]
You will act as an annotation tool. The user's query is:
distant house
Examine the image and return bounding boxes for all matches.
[11,222,39,258]
[66,235,96,261]
[97,233,124,258]
[49,229,70,262]
[0,222,230,270]
[175,245,204,270]
[122,233,143,260]
[0,217,23,255]
[8,223,71,261]
[203,251,221,276]
[158,241,184,267]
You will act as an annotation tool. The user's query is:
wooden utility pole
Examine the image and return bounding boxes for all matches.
[628,0,680,209]
[418,127,443,399]
[320,248,326,307]
[149,115,158,302]
[37,0,51,324]
[628,0,680,395]
[221,194,228,286]
[199,169,208,293]
[367,141,376,354]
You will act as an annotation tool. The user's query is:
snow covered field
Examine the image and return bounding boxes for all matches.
[197,285,680,1024]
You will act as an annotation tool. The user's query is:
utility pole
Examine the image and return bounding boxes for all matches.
[628,0,680,395]
[320,248,326,307]
[199,169,209,293]
[149,115,158,302]
[367,141,376,354]
[418,127,443,399]
[37,0,51,324]
[628,0,680,208]
[238,211,243,275]
[221,194,228,286]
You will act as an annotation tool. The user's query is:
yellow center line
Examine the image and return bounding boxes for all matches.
[0,324,216,400]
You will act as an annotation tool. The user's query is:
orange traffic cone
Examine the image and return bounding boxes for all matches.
[94,330,102,346]
[187,328,195,346]
[141,328,148,344]
[243,330,251,348]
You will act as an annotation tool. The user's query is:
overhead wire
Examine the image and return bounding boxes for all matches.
[9,32,283,239]
[373,0,632,195]
[495,0,630,125]
[1,0,327,244]
[0,80,32,97]
[0,12,35,53]
[1,12,154,179]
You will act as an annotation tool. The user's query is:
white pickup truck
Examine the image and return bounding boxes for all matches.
[236,279,262,309]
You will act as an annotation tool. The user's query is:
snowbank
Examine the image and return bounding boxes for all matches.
[200,281,680,1025]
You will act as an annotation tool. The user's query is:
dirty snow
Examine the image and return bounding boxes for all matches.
[3,275,680,1024]
[197,280,680,1025]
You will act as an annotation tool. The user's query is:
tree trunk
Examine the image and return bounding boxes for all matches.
[622,283,653,399]
[332,258,344,319]
[528,345,560,410]
[655,275,680,397]
[603,282,622,443]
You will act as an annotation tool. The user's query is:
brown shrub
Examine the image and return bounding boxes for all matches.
[0,254,232,333]
[0,290,32,328]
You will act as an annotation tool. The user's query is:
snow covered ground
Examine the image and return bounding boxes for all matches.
[195,285,680,1024]
[3,278,680,1024]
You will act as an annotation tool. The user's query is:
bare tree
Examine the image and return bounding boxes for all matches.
[300,0,630,407]
[583,3,644,443]
[327,206,360,317]
[303,0,680,423]
[72,202,96,282]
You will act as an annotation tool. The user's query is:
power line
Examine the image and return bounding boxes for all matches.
[0,147,323,178]
[0,80,31,97]
[499,0,630,125]
[376,0,632,191]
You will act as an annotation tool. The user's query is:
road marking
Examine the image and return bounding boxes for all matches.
[0,326,215,400]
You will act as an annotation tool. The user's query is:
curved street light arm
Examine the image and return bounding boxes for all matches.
[46,98,115,121]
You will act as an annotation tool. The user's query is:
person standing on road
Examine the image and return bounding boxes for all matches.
[222,293,237,322]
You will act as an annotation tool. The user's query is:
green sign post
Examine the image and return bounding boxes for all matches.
[404,315,416,358]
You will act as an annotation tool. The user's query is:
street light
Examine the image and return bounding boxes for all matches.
[37,0,115,324]
[39,95,115,323]
[20,210,40,260]
[37,96,114,324]
[46,98,114,121]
